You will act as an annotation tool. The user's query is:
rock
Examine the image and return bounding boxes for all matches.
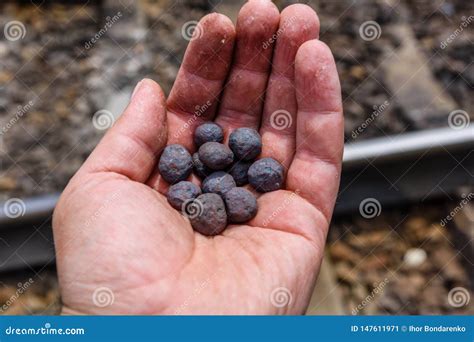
[349,65,366,80]
[403,248,427,268]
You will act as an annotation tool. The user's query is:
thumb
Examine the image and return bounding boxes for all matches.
[81,79,168,183]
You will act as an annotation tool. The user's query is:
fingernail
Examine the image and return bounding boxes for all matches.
[131,80,144,100]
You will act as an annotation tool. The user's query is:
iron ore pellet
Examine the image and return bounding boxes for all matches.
[202,171,236,197]
[158,144,193,184]
[228,161,252,186]
[229,127,262,161]
[198,142,234,170]
[194,122,224,147]
[167,181,202,211]
[224,187,258,223]
[193,152,212,179]
[189,193,227,236]
[248,157,285,192]
[159,124,288,235]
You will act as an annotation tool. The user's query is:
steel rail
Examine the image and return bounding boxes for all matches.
[343,126,474,168]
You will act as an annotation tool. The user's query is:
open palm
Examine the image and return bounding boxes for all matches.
[53,1,343,315]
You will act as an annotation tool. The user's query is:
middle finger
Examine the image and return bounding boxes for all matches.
[214,0,280,137]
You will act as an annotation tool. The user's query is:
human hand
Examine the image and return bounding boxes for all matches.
[53,0,343,315]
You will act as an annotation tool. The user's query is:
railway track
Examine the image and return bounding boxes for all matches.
[1,126,472,272]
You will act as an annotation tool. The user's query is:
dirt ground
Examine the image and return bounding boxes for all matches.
[329,203,473,315]
[0,0,472,315]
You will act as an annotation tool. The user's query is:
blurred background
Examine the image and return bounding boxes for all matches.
[0,0,472,315]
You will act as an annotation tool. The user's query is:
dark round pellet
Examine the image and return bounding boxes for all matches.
[193,152,212,179]
[158,144,193,184]
[167,181,202,211]
[194,122,224,147]
[224,187,258,223]
[199,142,234,170]
[228,161,252,186]
[188,193,227,236]
[229,128,262,161]
[248,157,285,192]
[202,171,236,197]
